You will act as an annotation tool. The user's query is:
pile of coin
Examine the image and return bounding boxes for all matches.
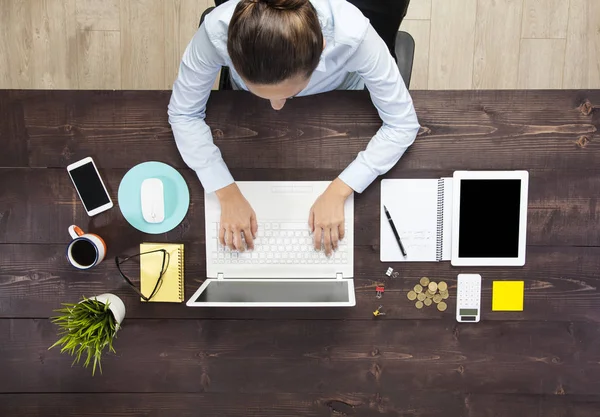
[406,277,449,312]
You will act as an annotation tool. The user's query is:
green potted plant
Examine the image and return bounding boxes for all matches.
[49,293,126,375]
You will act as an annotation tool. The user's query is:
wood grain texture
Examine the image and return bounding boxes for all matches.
[2,393,600,417]
[563,0,600,89]
[0,392,469,417]
[3,319,600,394]
[518,39,566,89]
[75,0,120,31]
[0,93,29,167]
[77,31,121,89]
[428,0,477,89]
[0,0,33,89]
[120,0,164,89]
[30,0,78,89]
[400,19,430,89]
[164,0,210,89]
[473,0,523,89]
[2,243,600,322]
[404,0,431,20]
[3,90,598,172]
[521,0,570,39]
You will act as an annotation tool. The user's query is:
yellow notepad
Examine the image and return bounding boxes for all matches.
[492,281,524,311]
[140,243,184,303]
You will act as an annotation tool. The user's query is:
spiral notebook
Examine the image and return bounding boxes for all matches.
[140,243,184,302]
[380,178,453,262]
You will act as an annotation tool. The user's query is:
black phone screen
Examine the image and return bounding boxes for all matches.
[69,162,110,211]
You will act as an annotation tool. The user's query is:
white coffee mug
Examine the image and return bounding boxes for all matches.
[67,225,107,269]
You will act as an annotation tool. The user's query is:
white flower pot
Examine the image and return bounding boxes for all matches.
[93,293,126,330]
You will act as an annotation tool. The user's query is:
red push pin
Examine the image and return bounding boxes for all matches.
[376,285,385,299]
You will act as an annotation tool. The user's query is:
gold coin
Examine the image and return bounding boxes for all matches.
[415,300,424,309]
[438,281,448,292]
[426,291,434,299]
[407,290,417,301]
[441,291,449,300]
[433,294,443,303]
[428,282,438,292]
[417,293,426,301]
[423,298,432,306]
[414,284,423,293]
[437,301,447,312]
[420,276,430,287]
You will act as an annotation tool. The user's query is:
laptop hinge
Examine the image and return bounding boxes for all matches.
[217,273,224,280]
[336,273,343,280]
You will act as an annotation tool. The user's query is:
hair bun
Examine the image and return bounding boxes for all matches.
[261,0,308,10]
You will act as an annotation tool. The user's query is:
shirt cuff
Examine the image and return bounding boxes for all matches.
[338,159,378,194]
[195,160,235,194]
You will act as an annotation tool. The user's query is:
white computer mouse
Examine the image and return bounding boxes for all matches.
[140,178,165,224]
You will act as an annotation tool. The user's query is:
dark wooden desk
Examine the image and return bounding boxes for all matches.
[1,90,599,416]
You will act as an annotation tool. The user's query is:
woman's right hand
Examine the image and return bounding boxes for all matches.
[215,183,258,251]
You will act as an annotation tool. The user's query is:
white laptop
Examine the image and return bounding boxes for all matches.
[186,181,355,307]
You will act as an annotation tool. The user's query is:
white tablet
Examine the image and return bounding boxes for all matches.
[451,171,529,266]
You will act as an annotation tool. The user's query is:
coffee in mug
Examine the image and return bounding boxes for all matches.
[67,225,106,269]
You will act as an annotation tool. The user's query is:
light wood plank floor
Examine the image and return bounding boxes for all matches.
[1,0,598,90]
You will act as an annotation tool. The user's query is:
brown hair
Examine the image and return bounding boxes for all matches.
[227,0,324,85]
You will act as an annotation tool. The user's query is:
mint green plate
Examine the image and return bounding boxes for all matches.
[118,161,190,234]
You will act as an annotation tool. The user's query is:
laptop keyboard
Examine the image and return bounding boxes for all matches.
[210,222,350,265]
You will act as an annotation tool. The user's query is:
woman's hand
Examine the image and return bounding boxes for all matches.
[309,178,353,256]
[216,183,258,251]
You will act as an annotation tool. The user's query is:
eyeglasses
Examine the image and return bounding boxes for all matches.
[115,249,170,302]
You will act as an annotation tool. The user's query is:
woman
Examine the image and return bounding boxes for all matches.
[168,0,420,256]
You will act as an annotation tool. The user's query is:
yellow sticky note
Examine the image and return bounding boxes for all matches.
[492,281,524,311]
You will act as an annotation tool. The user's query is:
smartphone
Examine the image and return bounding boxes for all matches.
[67,157,113,216]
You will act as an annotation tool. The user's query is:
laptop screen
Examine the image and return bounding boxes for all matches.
[458,179,522,258]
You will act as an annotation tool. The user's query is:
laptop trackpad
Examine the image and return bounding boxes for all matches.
[192,279,353,306]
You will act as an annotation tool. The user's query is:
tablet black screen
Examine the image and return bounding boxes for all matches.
[458,179,521,258]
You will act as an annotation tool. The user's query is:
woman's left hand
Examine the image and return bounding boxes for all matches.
[309,178,353,256]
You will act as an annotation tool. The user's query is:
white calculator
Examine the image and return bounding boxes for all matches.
[456,274,481,322]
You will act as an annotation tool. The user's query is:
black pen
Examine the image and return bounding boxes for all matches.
[383,205,407,257]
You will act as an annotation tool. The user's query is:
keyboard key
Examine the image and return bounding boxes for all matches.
[266,231,273,237]
[292,238,298,244]
[272,223,280,230]
[287,230,294,237]
[265,223,271,230]
[284,238,291,245]
[295,231,302,237]
[279,222,305,230]
[232,252,238,259]
[267,253,273,259]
